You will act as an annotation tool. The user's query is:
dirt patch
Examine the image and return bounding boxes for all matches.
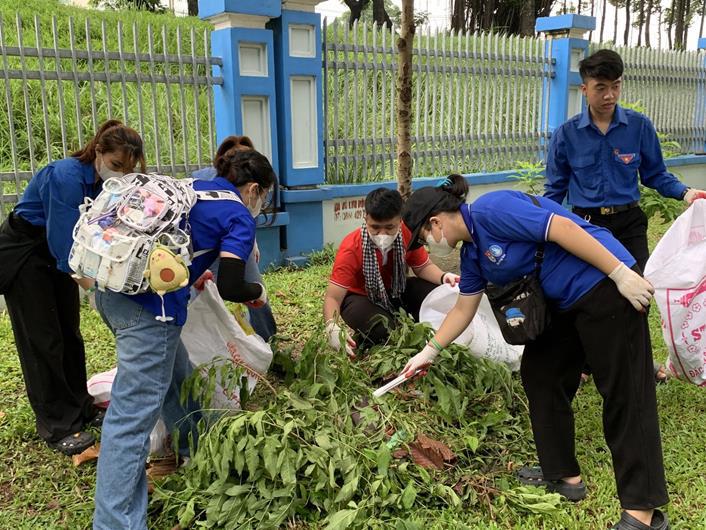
[429,248,461,275]
[0,480,13,505]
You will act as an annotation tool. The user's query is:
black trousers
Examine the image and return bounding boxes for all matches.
[4,239,95,443]
[521,276,668,509]
[340,277,437,347]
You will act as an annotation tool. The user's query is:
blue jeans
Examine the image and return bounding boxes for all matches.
[93,290,201,530]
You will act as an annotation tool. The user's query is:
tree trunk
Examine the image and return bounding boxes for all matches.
[637,0,644,46]
[451,0,465,32]
[674,0,684,50]
[667,1,674,49]
[482,0,496,31]
[372,0,393,29]
[397,0,415,200]
[343,0,370,29]
[600,0,607,42]
[645,0,652,47]
[589,0,595,40]
[519,0,535,36]
[578,0,582,14]
[187,0,198,16]
[700,0,706,38]
[623,0,631,46]
[683,0,691,48]
[613,1,619,44]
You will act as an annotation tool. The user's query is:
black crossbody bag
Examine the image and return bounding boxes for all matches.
[485,195,551,345]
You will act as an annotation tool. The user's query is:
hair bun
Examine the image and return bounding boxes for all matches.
[440,173,468,201]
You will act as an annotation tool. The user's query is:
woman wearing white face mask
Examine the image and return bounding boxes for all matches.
[0,120,144,456]
[92,148,278,530]
[323,188,459,358]
[399,174,669,530]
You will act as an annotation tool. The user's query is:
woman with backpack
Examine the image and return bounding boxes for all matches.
[92,148,277,530]
[399,174,669,530]
[0,120,145,456]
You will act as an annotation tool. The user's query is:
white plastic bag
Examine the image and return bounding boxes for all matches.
[86,367,167,454]
[180,279,273,409]
[419,284,523,371]
[645,200,706,386]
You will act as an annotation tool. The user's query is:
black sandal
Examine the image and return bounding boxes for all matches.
[48,431,95,456]
[517,465,587,502]
[610,509,669,530]
[86,407,107,428]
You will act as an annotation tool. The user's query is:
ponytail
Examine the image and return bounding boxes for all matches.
[435,173,469,209]
[72,119,146,172]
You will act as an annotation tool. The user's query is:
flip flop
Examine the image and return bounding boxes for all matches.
[86,407,107,428]
[609,509,669,530]
[48,431,95,456]
[517,465,586,502]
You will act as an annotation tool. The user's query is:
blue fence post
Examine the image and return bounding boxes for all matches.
[697,38,706,153]
[199,0,286,269]
[536,15,596,136]
[270,0,327,266]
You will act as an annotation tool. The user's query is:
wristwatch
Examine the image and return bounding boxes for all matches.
[682,187,691,200]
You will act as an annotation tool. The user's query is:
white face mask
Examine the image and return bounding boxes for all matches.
[425,226,455,257]
[370,233,396,252]
[97,154,124,181]
[247,185,263,218]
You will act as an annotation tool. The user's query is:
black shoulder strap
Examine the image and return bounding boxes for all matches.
[525,193,545,274]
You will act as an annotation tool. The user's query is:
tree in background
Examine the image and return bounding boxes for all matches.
[396,0,414,199]
[89,0,163,10]
[342,0,398,28]
[449,0,556,37]
[187,0,197,16]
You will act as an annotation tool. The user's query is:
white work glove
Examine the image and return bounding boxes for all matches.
[245,282,267,309]
[325,320,357,358]
[400,343,440,378]
[441,272,460,287]
[684,188,706,204]
[608,262,654,311]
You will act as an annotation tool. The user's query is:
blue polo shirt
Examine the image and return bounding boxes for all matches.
[14,157,101,273]
[130,177,256,325]
[458,190,635,310]
[545,105,687,207]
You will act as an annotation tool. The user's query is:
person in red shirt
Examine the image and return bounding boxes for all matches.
[323,188,460,357]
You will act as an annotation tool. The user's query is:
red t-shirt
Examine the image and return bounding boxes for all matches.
[330,224,430,296]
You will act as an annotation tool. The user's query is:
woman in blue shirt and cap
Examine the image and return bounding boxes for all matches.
[92,148,276,530]
[0,120,145,456]
[400,174,669,530]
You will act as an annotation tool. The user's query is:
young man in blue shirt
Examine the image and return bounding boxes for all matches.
[545,49,705,382]
[546,49,704,272]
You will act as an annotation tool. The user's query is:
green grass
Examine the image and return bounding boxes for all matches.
[2,216,706,529]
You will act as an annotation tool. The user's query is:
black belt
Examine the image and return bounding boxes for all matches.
[572,201,640,217]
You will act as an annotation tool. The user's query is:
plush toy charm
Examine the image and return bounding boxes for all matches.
[144,244,190,322]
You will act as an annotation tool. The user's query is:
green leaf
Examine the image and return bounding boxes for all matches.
[289,395,314,410]
[376,443,392,476]
[400,481,417,509]
[465,435,480,453]
[280,453,296,486]
[333,475,358,503]
[315,432,333,450]
[263,439,279,480]
[324,508,359,530]
[225,484,252,497]
[245,447,259,477]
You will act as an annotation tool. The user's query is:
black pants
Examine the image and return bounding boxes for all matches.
[575,207,653,376]
[340,277,437,347]
[521,276,668,509]
[4,239,95,443]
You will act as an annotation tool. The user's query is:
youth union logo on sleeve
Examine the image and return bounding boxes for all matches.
[484,244,506,265]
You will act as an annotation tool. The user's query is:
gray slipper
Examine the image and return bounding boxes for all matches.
[517,465,587,502]
[610,509,669,530]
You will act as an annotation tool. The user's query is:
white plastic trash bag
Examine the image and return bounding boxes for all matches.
[645,200,706,386]
[180,279,273,409]
[419,284,523,371]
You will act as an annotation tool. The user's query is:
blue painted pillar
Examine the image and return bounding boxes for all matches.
[697,38,706,153]
[199,0,281,171]
[199,0,285,269]
[536,14,596,136]
[270,0,327,266]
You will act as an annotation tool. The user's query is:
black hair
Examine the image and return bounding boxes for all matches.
[215,149,279,225]
[579,49,623,83]
[402,174,468,249]
[365,188,403,220]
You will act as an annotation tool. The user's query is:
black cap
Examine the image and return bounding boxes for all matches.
[402,187,446,251]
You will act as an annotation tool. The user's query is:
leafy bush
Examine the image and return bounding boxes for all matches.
[154,316,560,529]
